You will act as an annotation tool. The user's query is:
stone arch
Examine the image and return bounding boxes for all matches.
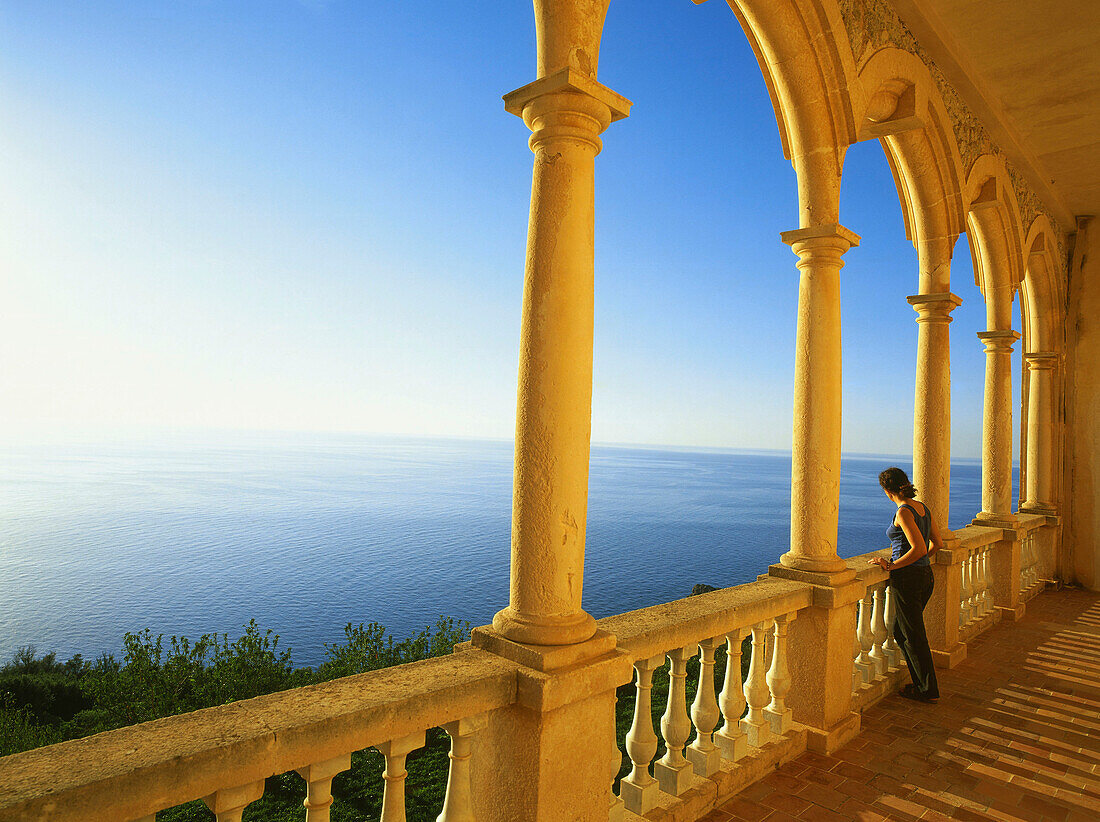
[1020,214,1064,354]
[964,154,1025,330]
[853,47,966,291]
[1018,214,1064,513]
[721,0,859,224]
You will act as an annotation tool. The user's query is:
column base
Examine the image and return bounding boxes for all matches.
[1020,502,1058,516]
[931,642,967,669]
[972,512,1018,529]
[471,626,615,672]
[767,562,856,587]
[804,712,861,755]
[491,606,597,647]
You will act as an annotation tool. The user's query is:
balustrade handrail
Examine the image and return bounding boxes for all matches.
[597,576,813,662]
[0,648,517,822]
[953,523,1007,549]
[845,549,890,583]
[1015,512,1048,531]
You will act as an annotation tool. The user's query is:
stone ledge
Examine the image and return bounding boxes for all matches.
[599,577,814,662]
[0,650,518,822]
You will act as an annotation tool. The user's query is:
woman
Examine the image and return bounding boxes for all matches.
[869,466,943,703]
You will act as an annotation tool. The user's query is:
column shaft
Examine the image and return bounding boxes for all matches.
[493,70,629,646]
[908,293,962,529]
[975,330,1020,523]
[777,224,859,580]
[1023,353,1058,511]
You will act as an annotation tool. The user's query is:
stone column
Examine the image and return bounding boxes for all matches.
[973,330,1021,526]
[772,224,860,584]
[1021,352,1058,513]
[490,68,630,647]
[907,292,962,528]
[907,291,967,667]
[768,224,864,753]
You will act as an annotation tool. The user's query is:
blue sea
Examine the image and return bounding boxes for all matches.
[0,433,1004,667]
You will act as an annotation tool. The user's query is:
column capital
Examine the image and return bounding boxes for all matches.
[1024,352,1059,370]
[504,67,631,121]
[504,69,630,155]
[907,292,962,323]
[977,329,1021,353]
[780,223,861,250]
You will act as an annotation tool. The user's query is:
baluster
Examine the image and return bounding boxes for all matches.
[1025,536,1034,589]
[1022,535,1032,589]
[764,614,792,735]
[654,646,693,795]
[686,637,721,776]
[869,586,888,679]
[855,591,874,684]
[851,610,862,696]
[975,551,984,615]
[740,622,772,747]
[715,629,748,761]
[978,547,990,616]
[1027,541,1033,588]
[1027,536,1033,587]
[438,714,486,822]
[297,755,352,822]
[883,585,901,669]
[376,730,425,822]
[983,547,994,615]
[621,654,661,814]
[203,781,265,822]
[959,550,972,626]
[607,693,625,822]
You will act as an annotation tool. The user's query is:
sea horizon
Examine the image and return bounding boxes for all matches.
[0,431,1012,667]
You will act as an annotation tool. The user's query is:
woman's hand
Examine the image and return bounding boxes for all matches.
[869,557,892,570]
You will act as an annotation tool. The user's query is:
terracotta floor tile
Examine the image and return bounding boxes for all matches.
[717,795,771,822]
[760,790,813,816]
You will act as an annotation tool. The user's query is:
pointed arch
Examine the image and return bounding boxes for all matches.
[964,154,1025,330]
[721,0,859,224]
[1021,214,1065,355]
[853,48,966,291]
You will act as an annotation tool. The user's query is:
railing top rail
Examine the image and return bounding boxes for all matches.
[845,549,890,586]
[954,523,1007,549]
[596,576,814,661]
[1015,512,1048,531]
[0,648,516,822]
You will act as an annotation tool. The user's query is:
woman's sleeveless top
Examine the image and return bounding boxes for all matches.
[887,502,932,565]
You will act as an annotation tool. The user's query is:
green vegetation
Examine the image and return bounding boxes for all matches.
[0,618,469,821]
[1,622,751,821]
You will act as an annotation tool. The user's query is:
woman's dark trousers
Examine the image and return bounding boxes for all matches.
[889,565,940,699]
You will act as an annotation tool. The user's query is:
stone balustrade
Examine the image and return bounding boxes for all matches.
[1016,514,1048,600]
[0,650,517,822]
[844,552,906,709]
[0,522,1064,822]
[952,525,1001,640]
[598,577,813,820]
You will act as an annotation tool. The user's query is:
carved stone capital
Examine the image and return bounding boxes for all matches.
[1024,352,1059,371]
[781,223,861,249]
[504,68,630,153]
[907,292,962,323]
[977,329,1021,354]
[781,224,861,270]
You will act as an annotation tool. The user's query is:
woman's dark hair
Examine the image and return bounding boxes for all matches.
[879,467,917,499]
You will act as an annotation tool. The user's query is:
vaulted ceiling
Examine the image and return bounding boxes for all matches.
[892,0,1100,229]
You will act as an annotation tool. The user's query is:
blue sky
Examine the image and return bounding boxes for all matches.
[0,1,1019,459]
